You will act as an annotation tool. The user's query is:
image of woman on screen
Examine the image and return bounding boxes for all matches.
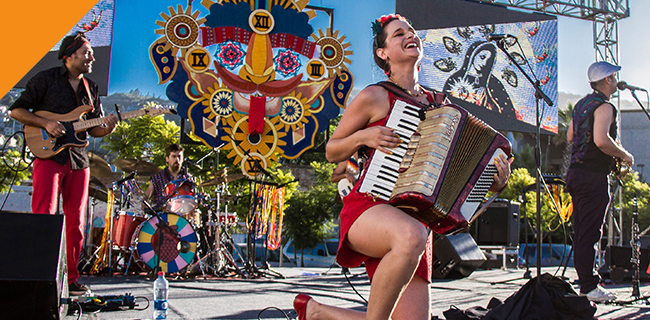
[443,41,516,118]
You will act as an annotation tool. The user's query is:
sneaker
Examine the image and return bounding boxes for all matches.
[584,285,617,302]
[68,281,90,296]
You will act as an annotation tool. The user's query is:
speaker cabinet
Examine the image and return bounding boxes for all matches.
[432,233,486,279]
[475,199,520,247]
[598,245,650,282]
[0,211,68,319]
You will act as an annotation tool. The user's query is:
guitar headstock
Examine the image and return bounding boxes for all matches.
[143,105,177,117]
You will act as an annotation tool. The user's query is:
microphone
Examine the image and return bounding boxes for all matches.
[116,172,136,185]
[487,34,517,42]
[617,81,646,92]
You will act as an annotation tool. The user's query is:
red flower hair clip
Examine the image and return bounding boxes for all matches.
[371,14,407,37]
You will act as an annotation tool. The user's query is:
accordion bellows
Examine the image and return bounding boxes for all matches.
[358,102,511,235]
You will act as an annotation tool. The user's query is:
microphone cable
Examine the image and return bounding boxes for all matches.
[0,130,33,211]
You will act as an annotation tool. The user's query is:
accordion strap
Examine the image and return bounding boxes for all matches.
[375,81,446,107]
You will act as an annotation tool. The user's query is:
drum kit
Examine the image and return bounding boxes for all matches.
[81,153,246,278]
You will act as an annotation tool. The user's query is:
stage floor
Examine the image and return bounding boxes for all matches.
[64,266,650,319]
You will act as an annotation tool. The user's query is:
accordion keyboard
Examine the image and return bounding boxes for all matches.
[358,100,424,200]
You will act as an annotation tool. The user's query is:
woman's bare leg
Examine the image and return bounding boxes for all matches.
[300,275,430,320]
[347,204,428,320]
[297,204,427,320]
[391,275,431,320]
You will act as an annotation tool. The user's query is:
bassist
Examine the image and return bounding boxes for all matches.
[9,32,117,295]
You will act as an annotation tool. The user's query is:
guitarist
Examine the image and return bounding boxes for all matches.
[8,32,117,295]
[566,61,634,302]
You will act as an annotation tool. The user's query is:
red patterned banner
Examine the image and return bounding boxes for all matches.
[201,26,253,47]
[269,33,317,58]
[202,26,317,58]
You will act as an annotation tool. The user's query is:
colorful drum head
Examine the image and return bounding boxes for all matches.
[134,213,197,273]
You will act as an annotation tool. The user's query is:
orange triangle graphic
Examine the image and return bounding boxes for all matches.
[0,0,99,97]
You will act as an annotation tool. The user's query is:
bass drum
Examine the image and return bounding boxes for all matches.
[130,213,198,273]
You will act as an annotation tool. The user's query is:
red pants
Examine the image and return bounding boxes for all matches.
[32,158,89,284]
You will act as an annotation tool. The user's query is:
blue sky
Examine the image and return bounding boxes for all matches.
[105,0,648,103]
[557,1,649,102]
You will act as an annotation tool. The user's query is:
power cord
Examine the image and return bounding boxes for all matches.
[0,130,33,211]
[344,269,368,304]
[257,306,291,319]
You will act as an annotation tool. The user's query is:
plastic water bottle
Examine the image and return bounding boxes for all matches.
[153,271,169,319]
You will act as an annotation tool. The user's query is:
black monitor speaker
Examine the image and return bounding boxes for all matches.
[0,211,68,319]
[474,199,520,247]
[432,233,486,279]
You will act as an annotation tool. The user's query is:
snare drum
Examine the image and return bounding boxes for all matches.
[112,211,146,248]
[164,179,197,215]
[130,213,198,273]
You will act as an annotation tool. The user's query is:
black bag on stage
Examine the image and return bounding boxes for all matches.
[481,273,596,320]
[443,297,503,320]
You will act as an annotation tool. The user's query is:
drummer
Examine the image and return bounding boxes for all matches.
[144,143,192,208]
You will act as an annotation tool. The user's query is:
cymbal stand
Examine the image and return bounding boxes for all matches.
[110,176,140,273]
[244,165,290,279]
[190,186,245,278]
[79,196,102,273]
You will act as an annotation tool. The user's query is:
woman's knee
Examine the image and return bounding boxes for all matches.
[393,222,427,257]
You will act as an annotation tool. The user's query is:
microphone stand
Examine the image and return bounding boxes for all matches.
[493,38,553,283]
[627,89,650,122]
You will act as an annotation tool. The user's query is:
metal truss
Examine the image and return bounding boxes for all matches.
[465,1,629,62]
[466,0,629,20]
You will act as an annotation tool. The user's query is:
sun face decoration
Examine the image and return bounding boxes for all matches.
[154,4,206,55]
[279,92,311,132]
[220,112,287,169]
[151,1,356,172]
[199,82,234,119]
[311,28,353,78]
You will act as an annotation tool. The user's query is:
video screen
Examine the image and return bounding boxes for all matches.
[417,19,558,133]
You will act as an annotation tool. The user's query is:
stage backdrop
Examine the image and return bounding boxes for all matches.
[396,0,558,134]
[13,0,115,96]
[150,1,355,177]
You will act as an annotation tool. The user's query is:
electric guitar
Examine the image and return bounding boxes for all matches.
[337,157,360,198]
[24,105,175,159]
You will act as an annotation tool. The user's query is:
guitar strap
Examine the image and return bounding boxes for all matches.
[82,77,94,112]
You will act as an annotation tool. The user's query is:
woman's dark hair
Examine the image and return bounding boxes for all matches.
[372,16,404,75]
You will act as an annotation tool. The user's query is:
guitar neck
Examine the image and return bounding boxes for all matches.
[73,109,150,131]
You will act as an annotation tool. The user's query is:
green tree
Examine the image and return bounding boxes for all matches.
[0,150,30,193]
[282,161,340,266]
[101,115,179,165]
[498,167,571,243]
[619,172,650,243]
[511,143,536,174]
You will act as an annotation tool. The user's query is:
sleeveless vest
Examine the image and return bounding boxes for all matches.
[569,90,617,173]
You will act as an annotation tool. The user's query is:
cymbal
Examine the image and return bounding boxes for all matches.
[94,172,122,188]
[88,152,112,178]
[199,173,246,187]
[113,158,160,176]
[88,177,108,202]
